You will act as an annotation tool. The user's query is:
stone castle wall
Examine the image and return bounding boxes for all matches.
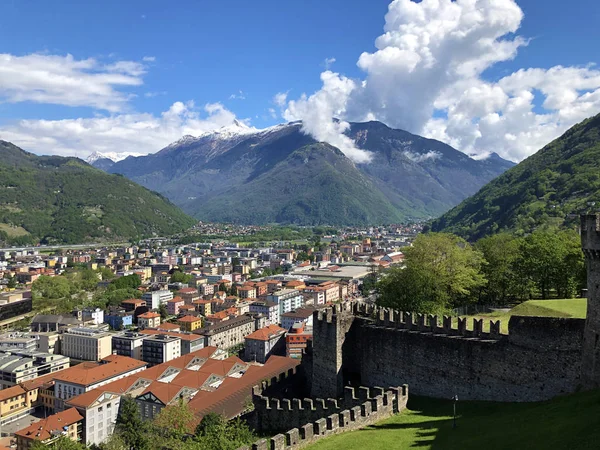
[243,385,408,450]
[310,302,585,402]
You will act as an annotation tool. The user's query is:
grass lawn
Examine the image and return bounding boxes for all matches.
[456,298,587,333]
[308,390,600,450]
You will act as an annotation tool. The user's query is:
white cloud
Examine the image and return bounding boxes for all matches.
[144,91,166,98]
[282,0,600,162]
[324,57,336,69]
[229,90,246,100]
[274,92,288,107]
[284,71,372,163]
[0,101,245,158]
[268,108,277,119]
[403,150,441,163]
[142,56,156,62]
[0,53,147,112]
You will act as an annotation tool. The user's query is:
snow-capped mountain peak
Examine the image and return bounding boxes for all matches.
[86,151,144,164]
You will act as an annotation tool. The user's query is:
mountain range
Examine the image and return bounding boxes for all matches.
[432,112,600,240]
[0,141,195,245]
[100,120,515,225]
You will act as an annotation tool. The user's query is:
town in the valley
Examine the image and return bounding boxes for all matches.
[0,225,413,448]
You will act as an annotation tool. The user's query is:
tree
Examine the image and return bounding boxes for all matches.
[158,303,169,320]
[115,395,151,450]
[153,399,196,441]
[195,412,226,437]
[97,267,116,281]
[193,413,254,450]
[171,271,193,284]
[32,275,73,300]
[296,251,310,262]
[517,229,584,299]
[377,233,486,314]
[111,274,141,290]
[476,233,526,304]
[7,275,17,289]
[31,437,85,450]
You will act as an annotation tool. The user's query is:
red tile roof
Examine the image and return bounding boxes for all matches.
[0,385,25,402]
[245,324,286,341]
[178,315,202,323]
[15,408,82,441]
[53,355,147,386]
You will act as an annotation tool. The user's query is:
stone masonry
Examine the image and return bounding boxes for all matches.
[244,385,408,450]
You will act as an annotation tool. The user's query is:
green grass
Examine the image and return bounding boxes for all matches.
[0,223,30,237]
[308,390,600,450]
[457,298,587,333]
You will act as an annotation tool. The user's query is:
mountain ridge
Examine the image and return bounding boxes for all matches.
[104,120,515,225]
[0,141,195,245]
[431,112,600,240]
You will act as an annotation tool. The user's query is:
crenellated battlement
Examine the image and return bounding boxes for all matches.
[243,385,409,449]
[350,303,505,341]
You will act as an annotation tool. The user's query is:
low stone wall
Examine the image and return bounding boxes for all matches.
[242,385,408,450]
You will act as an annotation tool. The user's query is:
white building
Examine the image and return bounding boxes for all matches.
[266,289,304,315]
[67,390,122,447]
[54,355,147,408]
[249,300,280,326]
[141,290,173,309]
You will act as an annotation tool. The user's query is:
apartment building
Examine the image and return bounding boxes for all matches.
[266,289,304,315]
[61,328,112,362]
[137,312,161,329]
[195,314,265,350]
[141,290,173,309]
[244,324,286,363]
[167,297,185,315]
[0,350,70,388]
[177,315,203,332]
[112,332,145,360]
[249,300,280,326]
[140,329,204,355]
[141,334,181,366]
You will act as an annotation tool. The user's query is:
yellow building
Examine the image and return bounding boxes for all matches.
[177,315,203,332]
[0,385,30,423]
[193,299,212,316]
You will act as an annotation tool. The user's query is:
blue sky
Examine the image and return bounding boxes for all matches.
[0,0,599,161]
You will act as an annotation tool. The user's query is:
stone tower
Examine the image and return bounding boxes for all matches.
[580,214,600,388]
[310,303,356,398]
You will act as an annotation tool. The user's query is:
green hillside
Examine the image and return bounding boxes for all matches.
[432,112,600,240]
[0,141,196,245]
[193,143,405,225]
[308,390,600,450]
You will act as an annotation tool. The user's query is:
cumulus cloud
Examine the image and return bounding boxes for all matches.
[0,53,147,112]
[403,150,441,163]
[284,71,372,163]
[283,0,600,162]
[0,101,244,158]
